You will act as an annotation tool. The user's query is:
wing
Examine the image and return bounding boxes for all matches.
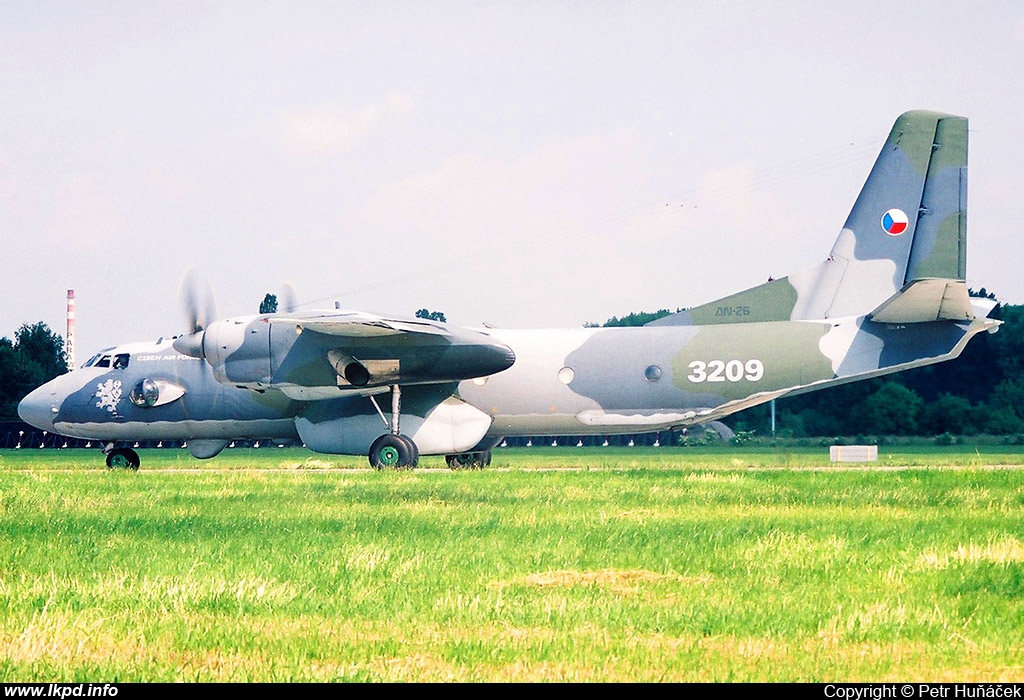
[182,309,516,400]
[271,311,451,338]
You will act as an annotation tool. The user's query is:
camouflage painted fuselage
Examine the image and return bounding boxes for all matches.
[17,110,1002,462]
[23,300,996,456]
[463,310,996,438]
[26,339,301,443]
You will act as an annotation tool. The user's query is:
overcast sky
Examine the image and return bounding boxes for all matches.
[2,1,1022,362]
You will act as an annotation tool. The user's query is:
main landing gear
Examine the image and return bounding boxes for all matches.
[368,433,419,469]
[364,385,493,470]
[367,384,420,470]
[445,451,492,469]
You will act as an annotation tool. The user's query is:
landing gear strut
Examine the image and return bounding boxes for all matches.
[367,384,419,470]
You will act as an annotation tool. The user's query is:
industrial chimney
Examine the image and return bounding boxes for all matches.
[66,289,76,371]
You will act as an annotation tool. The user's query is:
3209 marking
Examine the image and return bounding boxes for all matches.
[688,359,764,383]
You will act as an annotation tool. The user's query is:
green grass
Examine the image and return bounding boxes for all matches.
[2,447,1024,681]
[4,442,1024,471]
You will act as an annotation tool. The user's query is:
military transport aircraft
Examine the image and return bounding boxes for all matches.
[18,110,1001,470]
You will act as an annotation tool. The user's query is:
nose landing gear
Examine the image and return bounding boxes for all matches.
[104,445,140,470]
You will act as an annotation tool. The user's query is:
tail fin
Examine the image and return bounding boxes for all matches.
[651,110,968,326]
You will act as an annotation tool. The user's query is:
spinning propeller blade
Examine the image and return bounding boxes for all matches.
[174,269,217,358]
[179,269,217,333]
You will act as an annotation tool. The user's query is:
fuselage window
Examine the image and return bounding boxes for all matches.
[83,354,101,368]
[95,355,112,368]
[113,354,130,370]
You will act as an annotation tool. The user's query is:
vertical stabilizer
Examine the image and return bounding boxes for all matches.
[651,110,968,327]
[800,110,968,319]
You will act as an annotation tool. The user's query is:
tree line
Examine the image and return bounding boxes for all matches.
[0,323,67,419]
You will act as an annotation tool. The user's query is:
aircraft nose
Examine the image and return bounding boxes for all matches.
[18,384,58,432]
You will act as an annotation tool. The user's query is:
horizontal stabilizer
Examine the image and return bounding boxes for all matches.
[868,279,973,323]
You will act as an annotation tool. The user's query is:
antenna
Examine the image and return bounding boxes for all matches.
[66,289,76,371]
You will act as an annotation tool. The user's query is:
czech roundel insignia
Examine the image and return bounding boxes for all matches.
[881,208,909,236]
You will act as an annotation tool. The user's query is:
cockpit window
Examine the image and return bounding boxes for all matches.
[83,353,129,369]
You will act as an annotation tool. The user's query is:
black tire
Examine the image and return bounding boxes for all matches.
[447,451,490,470]
[368,434,412,470]
[399,435,419,467]
[106,447,140,471]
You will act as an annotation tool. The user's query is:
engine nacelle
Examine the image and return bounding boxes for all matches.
[202,315,273,387]
[174,312,515,396]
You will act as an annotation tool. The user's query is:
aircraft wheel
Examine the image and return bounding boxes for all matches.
[106,447,140,471]
[368,434,413,470]
[399,435,419,467]
[446,453,470,470]
[446,451,490,470]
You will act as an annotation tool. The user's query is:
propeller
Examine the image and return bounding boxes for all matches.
[180,268,217,333]
[174,269,217,359]
[279,281,297,314]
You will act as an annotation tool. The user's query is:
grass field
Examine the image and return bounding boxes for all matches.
[1,446,1023,681]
